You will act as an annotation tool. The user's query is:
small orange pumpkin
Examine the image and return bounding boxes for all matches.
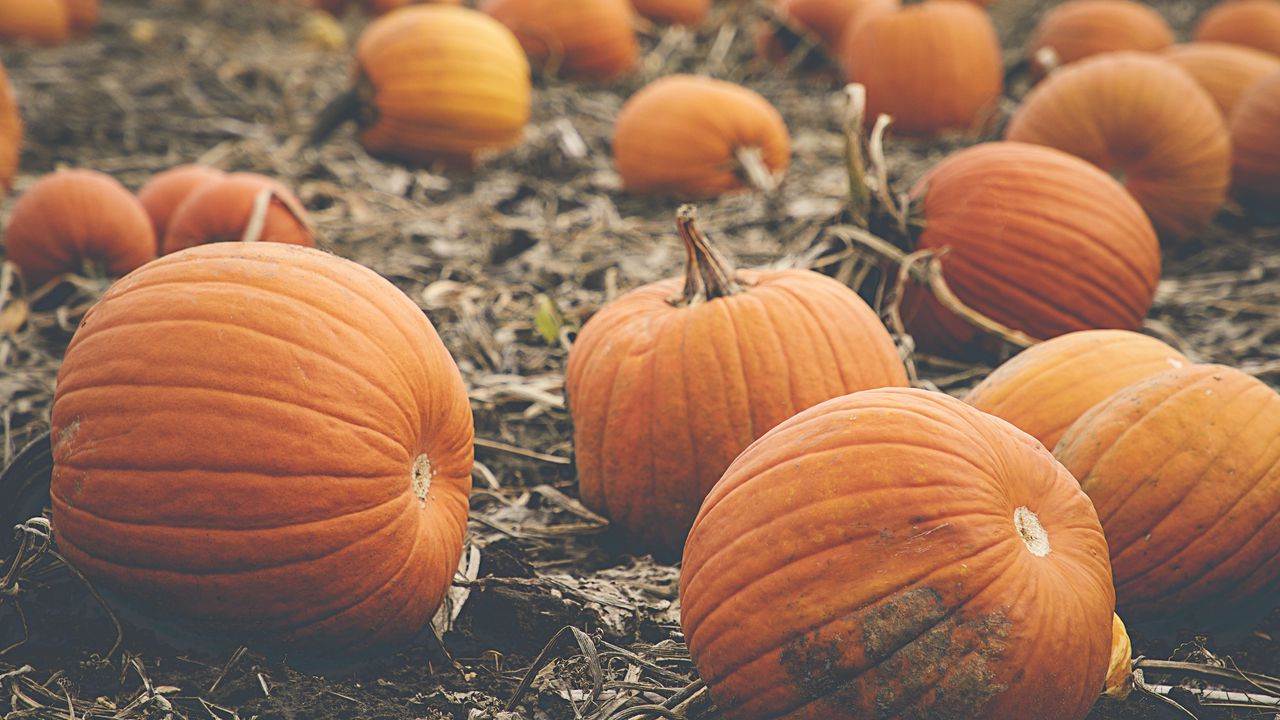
[3,169,156,290]
[136,165,226,249]
[681,388,1115,720]
[1229,69,1280,204]
[566,208,907,558]
[0,0,70,44]
[758,0,898,65]
[840,1,1003,137]
[483,0,638,81]
[51,242,474,654]
[64,0,98,34]
[1193,0,1280,57]
[1056,364,1280,621]
[613,75,790,198]
[1027,0,1173,75]
[1006,52,1231,240]
[162,173,314,256]
[1162,43,1280,117]
[631,0,709,25]
[0,61,21,193]
[965,330,1189,450]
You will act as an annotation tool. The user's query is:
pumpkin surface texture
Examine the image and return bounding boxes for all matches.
[1229,69,1280,203]
[1162,43,1280,117]
[3,169,155,289]
[899,142,1161,358]
[1027,0,1173,75]
[1056,364,1280,621]
[162,173,314,255]
[50,242,475,653]
[759,0,898,64]
[1193,0,1280,57]
[0,0,70,44]
[565,207,908,559]
[136,165,226,248]
[680,388,1116,720]
[0,61,21,192]
[631,0,710,25]
[483,0,637,81]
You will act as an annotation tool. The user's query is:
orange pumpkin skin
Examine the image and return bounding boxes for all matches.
[1194,0,1280,57]
[1056,364,1280,620]
[50,243,474,653]
[136,165,226,249]
[0,0,69,44]
[1162,43,1280,117]
[758,0,899,62]
[681,388,1115,720]
[1006,53,1231,240]
[162,173,314,256]
[0,62,21,193]
[901,143,1161,358]
[1028,0,1173,74]
[613,75,790,198]
[65,0,99,34]
[353,6,531,166]
[1229,69,1280,203]
[965,330,1189,451]
[315,0,462,15]
[632,0,709,25]
[840,1,1003,137]
[483,0,637,81]
[3,170,156,289]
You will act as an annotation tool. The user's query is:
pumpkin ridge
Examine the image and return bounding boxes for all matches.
[718,296,758,443]
[767,280,856,394]
[743,290,799,415]
[677,309,706,516]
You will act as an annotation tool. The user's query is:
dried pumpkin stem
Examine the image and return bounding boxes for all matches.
[241,188,275,244]
[844,85,871,228]
[310,85,360,146]
[898,250,1039,349]
[1034,46,1062,76]
[674,205,740,305]
[734,146,778,194]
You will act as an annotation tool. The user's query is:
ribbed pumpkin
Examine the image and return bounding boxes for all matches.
[0,61,21,193]
[1229,69,1280,204]
[313,5,531,167]
[1056,364,1280,621]
[136,165,226,249]
[839,1,1002,137]
[566,208,908,559]
[1027,0,1174,75]
[483,0,637,81]
[758,0,898,64]
[965,330,1189,450]
[900,143,1161,358]
[0,0,69,44]
[50,243,474,654]
[613,75,791,198]
[1194,0,1280,57]
[65,0,98,34]
[632,0,709,25]
[1006,52,1231,240]
[1162,43,1280,117]
[3,170,155,290]
[162,173,314,256]
[681,388,1116,720]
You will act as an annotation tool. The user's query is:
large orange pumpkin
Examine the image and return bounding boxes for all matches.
[483,0,637,81]
[1229,69,1280,204]
[1193,0,1280,57]
[1056,364,1280,621]
[566,208,908,558]
[758,0,898,65]
[632,0,709,25]
[0,61,21,193]
[613,75,790,198]
[3,170,156,290]
[1162,43,1280,117]
[0,0,69,44]
[840,1,1002,137]
[965,330,1189,450]
[681,388,1116,720]
[1006,52,1231,240]
[1027,0,1173,75]
[136,165,226,249]
[900,143,1161,358]
[50,242,474,653]
[162,173,314,256]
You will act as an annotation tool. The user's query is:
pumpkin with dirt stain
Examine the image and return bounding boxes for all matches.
[137,165,226,249]
[566,207,908,559]
[681,387,1116,720]
[1006,52,1230,240]
[965,330,1189,451]
[1056,364,1280,622]
[0,0,69,44]
[757,0,898,66]
[900,143,1161,358]
[1027,0,1173,75]
[3,170,155,290]
[1193,0,1280,57]
[0,62,21,193]
[1229,69,1280,205]
[613,75,791,198]
[483,0,637,81]
[162,173,314,256]
[632,0,710,25]
[840,1,1002,137]
[50,242,475,654]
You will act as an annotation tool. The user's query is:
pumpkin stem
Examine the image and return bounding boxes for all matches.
[734,146,778,194]
[241,188,274,243]
[1033,46,1062,76]
[674,205,740,305]
[309,85,361,146]
[844,85,871,227]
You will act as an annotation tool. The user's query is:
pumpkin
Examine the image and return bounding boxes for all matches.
[1027,0,1174,75]
[757,0,898,65]
[1193,0,1280,57]
[0,61,21,193]
[681,387,1116,720]
[50,242,474,654]
[136,165,226,249]
[312,5,531,167]
[566,207,908,558]
[0,0,69,44]
[613,75,791,198]
[839,1,1003,137]
[632,0,709,26]
[482,0,638,81]
[1006,52,1231,240]
[65,0,99,34]
[1056,364,1280,621]
[900,143,1161,358]
[1162,42,1280,117]
[311,0,462,15]
[1229,69,1280,204]
[965,330,1189,450]
[3,169,156,290]
[162,173,314,256]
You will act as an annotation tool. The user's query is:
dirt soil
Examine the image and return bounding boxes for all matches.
[1,0,1278,718]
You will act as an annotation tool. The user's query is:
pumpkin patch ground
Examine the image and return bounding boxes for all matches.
[0,1,1278,719]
